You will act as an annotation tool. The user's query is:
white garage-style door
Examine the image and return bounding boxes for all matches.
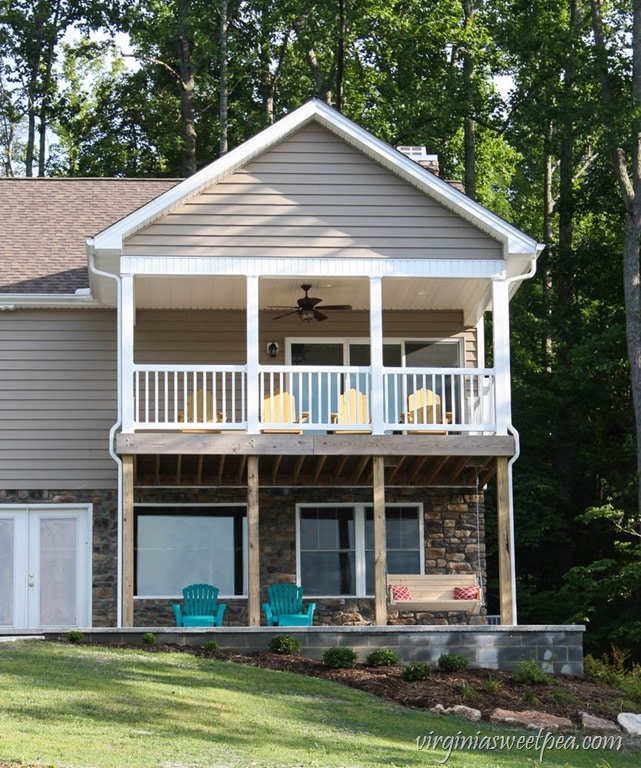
[0,505,92,630]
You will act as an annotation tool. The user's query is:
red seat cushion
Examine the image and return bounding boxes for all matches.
[390,584,412,600]
[454,585,479,600]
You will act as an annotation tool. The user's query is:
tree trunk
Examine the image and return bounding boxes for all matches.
[336,0,345,112]
[623,208,641,517]
[177,0,197,176]
[219,0,228,155]
[590,0,641,517]
[462,0,478,200]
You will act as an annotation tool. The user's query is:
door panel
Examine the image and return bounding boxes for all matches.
[0,507,91,630]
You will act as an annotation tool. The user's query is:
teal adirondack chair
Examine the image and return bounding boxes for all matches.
[262,583,316,626]
[173,584,227,627]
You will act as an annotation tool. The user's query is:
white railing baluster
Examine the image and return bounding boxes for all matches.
[128,363,496,434]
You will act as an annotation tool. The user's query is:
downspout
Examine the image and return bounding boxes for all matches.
[87,240,124,628]
[502,247,543,623]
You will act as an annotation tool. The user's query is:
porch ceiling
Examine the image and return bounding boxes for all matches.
[121,434,513,489]
[133,275,491,318]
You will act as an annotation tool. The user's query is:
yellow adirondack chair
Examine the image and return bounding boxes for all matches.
[178,390,221,432]
[261,392,307,433]
[331,388,371,433]
[402,388,446,434]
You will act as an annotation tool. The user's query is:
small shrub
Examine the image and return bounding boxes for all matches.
[203,640,219,653]
[67,630,83,644]
[438,653,468,672]
[322,646,358,669]
[584,653,621,686]
[484,676,503,694]
[365,648,399,667]
[618,666,641,705]
[512,659,553,685]
[268,635,302,655]
[521,688,541,706]
[460,682,480,701]
[142,632,156,646]
[402,662,431,681]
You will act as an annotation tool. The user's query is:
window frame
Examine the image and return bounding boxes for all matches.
[296,502,424,598]
[134,503,247,599]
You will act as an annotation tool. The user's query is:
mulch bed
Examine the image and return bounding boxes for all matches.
[141,644,629,728]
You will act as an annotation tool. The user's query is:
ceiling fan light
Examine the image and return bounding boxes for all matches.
[300,308,315,322]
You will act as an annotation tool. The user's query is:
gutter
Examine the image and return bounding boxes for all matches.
[86,239,124,628]
[503,245,544,623]
[0,293,102,310]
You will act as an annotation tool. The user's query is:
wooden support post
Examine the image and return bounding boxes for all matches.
[247,456,260,627]
[372,456,387,625]
[496,456,515,624]
[121,454,135,627]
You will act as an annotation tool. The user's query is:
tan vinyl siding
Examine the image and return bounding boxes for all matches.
[125,125,501,261]
[135,309,477,367]
[0,310,117,489]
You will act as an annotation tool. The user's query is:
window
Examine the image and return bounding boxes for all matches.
[135,505,246,597]
[298,504,423,596]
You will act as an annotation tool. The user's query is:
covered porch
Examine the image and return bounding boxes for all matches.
[115,433,517,629]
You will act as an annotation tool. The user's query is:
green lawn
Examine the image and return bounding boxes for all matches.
[0,640,637,767]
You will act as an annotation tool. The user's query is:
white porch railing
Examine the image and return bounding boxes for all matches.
[129,364,496,434]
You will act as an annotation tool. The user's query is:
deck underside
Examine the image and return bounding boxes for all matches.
[120,433,514,488]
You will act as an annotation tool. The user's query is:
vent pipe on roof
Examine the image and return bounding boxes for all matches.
[397,146,440,176]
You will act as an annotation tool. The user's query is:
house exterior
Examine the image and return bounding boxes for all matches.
[0,99,543,632]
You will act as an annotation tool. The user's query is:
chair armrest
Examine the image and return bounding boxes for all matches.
[172,603,183,626]
[262,602,277,626]
[304,602,316,616]
[214,603,227,626]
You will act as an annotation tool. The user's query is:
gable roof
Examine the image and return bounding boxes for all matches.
[0,177,180,295]
[90,99,541,265]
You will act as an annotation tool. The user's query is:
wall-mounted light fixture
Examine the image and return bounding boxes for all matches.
[266,341,280,358]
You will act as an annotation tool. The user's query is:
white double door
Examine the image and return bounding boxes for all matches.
[0,506,91,630]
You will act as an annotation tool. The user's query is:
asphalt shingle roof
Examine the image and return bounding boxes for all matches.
[0,177,180,294]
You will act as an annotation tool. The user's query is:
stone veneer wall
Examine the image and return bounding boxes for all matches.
[133,485,486,628]
[0,484,486,628]
[0,488,118,626]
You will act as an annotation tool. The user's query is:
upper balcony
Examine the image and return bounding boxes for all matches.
[128,364,496,435]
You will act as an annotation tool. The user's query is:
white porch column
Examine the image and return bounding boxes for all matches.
[121,274,135,432]
[369,277,384,435]
[491,278,511,436]
[246,276,260,433]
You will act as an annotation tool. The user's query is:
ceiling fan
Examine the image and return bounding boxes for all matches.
[272,284,352,322]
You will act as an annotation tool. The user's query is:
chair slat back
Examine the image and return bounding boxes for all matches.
[263,392,297,423]
[267,583,304,615]
[408,388,442,424]
[339,388,369,425]
[182,583,219,615]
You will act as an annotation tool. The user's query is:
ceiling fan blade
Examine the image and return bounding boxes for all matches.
[316,304,352,311]
[314,310,328,321]
[272,309,299,320]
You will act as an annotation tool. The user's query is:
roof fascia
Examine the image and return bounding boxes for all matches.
[0,294,103,309]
